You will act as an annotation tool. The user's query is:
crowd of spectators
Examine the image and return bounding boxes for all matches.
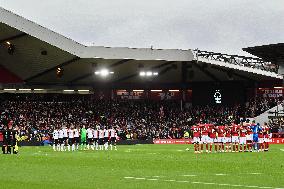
[0,93,282,141]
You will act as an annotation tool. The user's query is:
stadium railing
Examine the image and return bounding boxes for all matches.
[193,50,278,73]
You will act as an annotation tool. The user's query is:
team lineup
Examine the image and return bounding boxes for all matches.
[52,125,117,151]
[191,121,271,153]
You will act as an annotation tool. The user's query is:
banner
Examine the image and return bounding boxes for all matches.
[258,88,284,98]
[270,138,284,144]
[153,139,192,144]
[116,90,145,99]
[153,138,284,144]
[149,91,181,100]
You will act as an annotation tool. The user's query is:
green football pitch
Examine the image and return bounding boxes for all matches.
[0,144,284,189]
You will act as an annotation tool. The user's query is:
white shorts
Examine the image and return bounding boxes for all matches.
[217,137,225,143]
[208,138,218,144]
[232,136,239,143]
[225,137,231,143]
[239,137,246,145]
[201,135,209,144]
[258,138,264,144]
[264,138,271,143]
[246,134,253,141]
[193,137,200,144]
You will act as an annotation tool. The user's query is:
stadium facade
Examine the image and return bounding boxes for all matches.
[0,7,283,106]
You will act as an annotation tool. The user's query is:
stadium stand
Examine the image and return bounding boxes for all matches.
[0,93,281,142]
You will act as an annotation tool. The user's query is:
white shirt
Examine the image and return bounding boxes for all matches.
[104,129,109,138]
[110,129,116,137]
[63,128,68,138]
[74,129,79,138]
[93,129,98,139]
[69,129,74,138]
[58,130,64,139]
[53,130,59,139]
[87,128,93,138]
[99,129,104,139]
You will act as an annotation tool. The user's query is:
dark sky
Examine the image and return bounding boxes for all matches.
[1,0,283,56]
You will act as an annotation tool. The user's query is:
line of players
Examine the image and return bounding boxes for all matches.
[191,121,271,153]
[52,125,117,152]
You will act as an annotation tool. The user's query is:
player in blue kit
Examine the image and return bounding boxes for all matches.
[251,122,262,151]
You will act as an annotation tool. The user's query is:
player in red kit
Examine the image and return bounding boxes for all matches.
[239,124,247,152]
[217,125,226,152]
[208,125,217,153]
[191,125,201,153]
[200,124,210,153]
[258,129,264,152]
[231,123,240,152]
[263,122,270,152]
[245,123,253,152]
[224,125,232,152]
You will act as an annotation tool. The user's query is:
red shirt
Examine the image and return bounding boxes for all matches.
[246,126,253,135]
[232,125,240,136]
[225,128,231,137]
[201,125,209,136]
[258,132,264,138]
[191,126,200,138]
[209,128,216,138]
[217,126,225,137]
[239,126,246,137]
[263,127,269,138]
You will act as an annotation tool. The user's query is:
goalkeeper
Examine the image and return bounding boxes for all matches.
[80,125,87,150]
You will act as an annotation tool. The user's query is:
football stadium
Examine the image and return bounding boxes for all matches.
[1,3,284,189]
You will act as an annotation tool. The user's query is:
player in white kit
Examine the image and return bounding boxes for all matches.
[52,128,59,151]
[93,126,99,150]
[98,128,104,150]
[87,126,94,150]
[104,127,109,150]
[74,126,80,150]
[68,127,75,151]
[58,127,64,151]
[63,126,69,151]
[109,127,117,150]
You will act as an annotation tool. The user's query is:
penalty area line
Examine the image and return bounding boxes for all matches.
[123,177,280,189]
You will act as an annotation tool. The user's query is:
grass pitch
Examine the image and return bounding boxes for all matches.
[0,144,284,189]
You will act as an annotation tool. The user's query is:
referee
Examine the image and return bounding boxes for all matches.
[2,123,17,154]
[2,125,9,154]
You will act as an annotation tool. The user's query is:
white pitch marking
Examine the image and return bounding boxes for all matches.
[152,176,161,178]
[249,173,262,175]
[135,178,145,180]
[177,150,183,152]
[215,173,227,176]
[182,175,197,177]
[231,184,244,187]
[280,149,284,152]
[245,186,259,188]
[177,181,189,183]
[203,182,216,185]
[218,183,230,186]
[123,177,279,189]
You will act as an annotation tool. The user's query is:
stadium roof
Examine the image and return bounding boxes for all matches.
[0,7,282,89]
[243,43,284,63]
